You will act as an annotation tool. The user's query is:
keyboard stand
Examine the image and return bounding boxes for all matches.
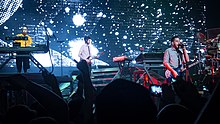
[0,53,49,73]
[29,54,49,73]
[136,62,155,86]
[112,58,132,81]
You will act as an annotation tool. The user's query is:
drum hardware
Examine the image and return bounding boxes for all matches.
[195,33,220,84]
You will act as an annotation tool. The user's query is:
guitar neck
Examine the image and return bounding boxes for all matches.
[181,61,199,72]
[87,52,104,60]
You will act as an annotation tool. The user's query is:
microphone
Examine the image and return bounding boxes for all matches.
[178,43,187,48]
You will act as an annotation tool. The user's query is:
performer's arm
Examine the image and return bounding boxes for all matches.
[14,34,22,43]
[182,46,189,64]
[26,35,32,46]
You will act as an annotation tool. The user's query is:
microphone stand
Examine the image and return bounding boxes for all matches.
[57,40,65,76]
[198,44,202,74]
[44,25,64,76]
[44,26,50,51]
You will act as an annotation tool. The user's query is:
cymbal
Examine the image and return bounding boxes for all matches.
[206,38,218,43]
[196,32,207,44]
[196,32,206,39]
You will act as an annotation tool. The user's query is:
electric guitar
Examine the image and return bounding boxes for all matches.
[71,52,104,65]
[86,52,105,64]
[165,61,200,83]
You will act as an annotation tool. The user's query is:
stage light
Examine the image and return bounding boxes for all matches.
[123,35,128,39]
[97,12,103,17]
[65,7,70,13]
[115,32,119,36]
[0,0,23,26]
[45,27,53,36]
[72,13,86,27]
[49,19,54,24]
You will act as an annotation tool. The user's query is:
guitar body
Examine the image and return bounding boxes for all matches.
[165,61,200,83]
[86,52,104,65]
[86,59,92,65]
[165,65,183,83]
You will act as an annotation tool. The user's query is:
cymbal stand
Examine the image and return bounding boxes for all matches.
[211,52,216,84]
[194,43,206,86]
[211,58,215,84]
[57,40,65,76]
[197,43,203,74]
[216,48,219,68]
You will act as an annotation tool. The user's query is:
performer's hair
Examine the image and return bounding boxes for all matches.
[171,36,179,43]
[84,36,91,43]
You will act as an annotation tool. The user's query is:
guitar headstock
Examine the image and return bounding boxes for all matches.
[99,51,105,55]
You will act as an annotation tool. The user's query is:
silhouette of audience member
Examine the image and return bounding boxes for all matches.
[6,74,69,124]
[159,77,207,116]
[4,60,96,124]
[68,94,85,124]
[2,104,37,124]
[195,79,220,123]
[0,112,3,124]
[156,104,195,124]
[29,102,49,118]
[28,116,58,124]
[95,78,158,124]
[172,77,207,116]
[159,83,176,110]
[74,60,97,124]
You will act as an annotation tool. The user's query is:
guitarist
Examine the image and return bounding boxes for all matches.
[163,36,190,84]
[78,36,99,76]
[160,36,190,109]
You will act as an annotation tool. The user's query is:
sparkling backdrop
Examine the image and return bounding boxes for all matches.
[0,0,23,26]
[0,0,206,67]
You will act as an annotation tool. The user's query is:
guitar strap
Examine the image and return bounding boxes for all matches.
[177,49,183,66]
[88,45,91,57]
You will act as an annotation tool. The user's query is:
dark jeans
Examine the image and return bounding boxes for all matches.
[88,63,91,76]
[16,53,30,73]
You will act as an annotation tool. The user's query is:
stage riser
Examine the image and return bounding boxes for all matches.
[0,67,78,77]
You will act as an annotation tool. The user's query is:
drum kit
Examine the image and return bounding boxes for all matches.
[195,32,220,79]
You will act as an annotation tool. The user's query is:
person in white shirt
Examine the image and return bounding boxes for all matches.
[78,36,98,75]
[78,36,93,64]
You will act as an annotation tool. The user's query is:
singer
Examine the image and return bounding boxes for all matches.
[160,36,190,108]
[163,36,189,83]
